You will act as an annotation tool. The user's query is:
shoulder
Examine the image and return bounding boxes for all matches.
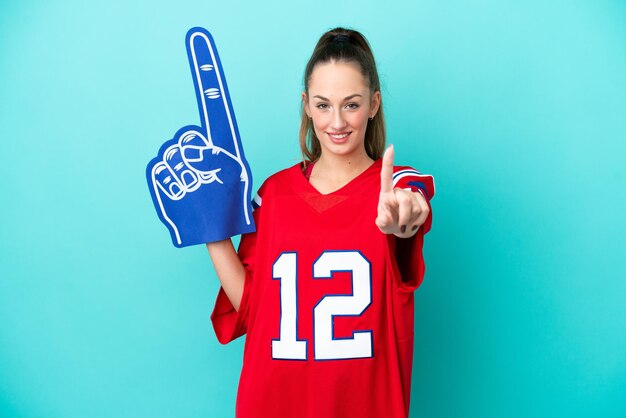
[259,163,302,192]
[252,163,303,210]
[392,165,436,200]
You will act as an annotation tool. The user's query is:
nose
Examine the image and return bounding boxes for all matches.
[331,109,347,131]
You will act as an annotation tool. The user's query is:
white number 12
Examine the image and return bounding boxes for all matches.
[272,251,373,361]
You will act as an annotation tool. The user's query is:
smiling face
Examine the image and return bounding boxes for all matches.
[303,60,380,161]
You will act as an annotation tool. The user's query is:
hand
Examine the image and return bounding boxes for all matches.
[146,28,254,247]
[375,145,430,238]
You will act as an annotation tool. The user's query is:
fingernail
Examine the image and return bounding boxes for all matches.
[183,147,202,161]
[169,183,183,197]
[182,170,197,188]
[401,225,406,233]
[412,225,419,231]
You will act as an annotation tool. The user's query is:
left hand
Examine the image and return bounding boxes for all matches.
[375,145,430,238]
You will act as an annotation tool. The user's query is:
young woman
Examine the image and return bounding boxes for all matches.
[207,27,435,418]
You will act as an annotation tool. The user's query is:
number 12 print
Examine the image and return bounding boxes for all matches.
[271,251,373,361]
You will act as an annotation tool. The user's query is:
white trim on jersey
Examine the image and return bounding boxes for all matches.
[252,193,262,211]
[392,169,436,196]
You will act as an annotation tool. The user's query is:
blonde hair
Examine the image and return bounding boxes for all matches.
[299,28,386,164]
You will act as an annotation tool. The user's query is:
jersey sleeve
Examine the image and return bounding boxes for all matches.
[210,184,264,344]
[392,166,435,234]
[391,166,435,292]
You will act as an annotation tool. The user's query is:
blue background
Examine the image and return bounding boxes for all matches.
[1,1,625,417]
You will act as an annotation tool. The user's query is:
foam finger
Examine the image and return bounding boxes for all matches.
[186,28,241,157]
[179,129,211,164]
[164,145,199,192]
[152,161,184,200]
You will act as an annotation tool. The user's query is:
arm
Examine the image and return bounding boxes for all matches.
[376,147,435,291]
[206,239,246,311]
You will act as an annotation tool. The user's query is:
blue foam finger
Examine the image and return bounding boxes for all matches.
[146,28,255,248]
[187,28,242,158]
[163,145,198,191]
[153,162,180,200]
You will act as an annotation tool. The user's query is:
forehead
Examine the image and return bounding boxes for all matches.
[308,61,369,97]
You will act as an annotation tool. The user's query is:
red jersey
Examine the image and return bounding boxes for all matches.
[212,159,435,418]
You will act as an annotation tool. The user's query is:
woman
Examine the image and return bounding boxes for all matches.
[208,27,435,418]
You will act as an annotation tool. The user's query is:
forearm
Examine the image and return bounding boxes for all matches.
[206,239,246,311]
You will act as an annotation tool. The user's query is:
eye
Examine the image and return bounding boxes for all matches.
[345,103,360,110]
[316,103,329,110]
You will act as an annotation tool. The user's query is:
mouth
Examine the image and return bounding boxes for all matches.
[327,131,352,144]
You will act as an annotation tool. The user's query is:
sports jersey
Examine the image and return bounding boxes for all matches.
[211,159,435,418]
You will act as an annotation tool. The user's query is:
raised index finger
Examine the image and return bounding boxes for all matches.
[380,145,394,194]
[186,28,241,157]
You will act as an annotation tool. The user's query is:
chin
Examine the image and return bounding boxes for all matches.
[322,143,363,158]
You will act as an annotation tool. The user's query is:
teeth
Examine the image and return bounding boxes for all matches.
[329,133,349,139]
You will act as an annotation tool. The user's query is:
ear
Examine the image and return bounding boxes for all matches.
[370,90,381,117]
[302,92,311,118]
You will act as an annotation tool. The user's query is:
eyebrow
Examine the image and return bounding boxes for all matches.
[312,94,363,101]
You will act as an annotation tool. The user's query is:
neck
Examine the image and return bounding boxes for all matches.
[319,148,372,170]
[312,150,374,185]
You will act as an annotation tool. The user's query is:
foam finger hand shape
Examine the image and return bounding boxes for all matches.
[146,28,255,247]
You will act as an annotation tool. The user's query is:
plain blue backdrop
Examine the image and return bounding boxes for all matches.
[1,0,625,417]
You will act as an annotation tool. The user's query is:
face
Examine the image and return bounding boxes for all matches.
[303,61,380,160]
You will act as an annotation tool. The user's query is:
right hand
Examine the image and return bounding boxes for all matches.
[146,28,254,247]
[375,146,430,238]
